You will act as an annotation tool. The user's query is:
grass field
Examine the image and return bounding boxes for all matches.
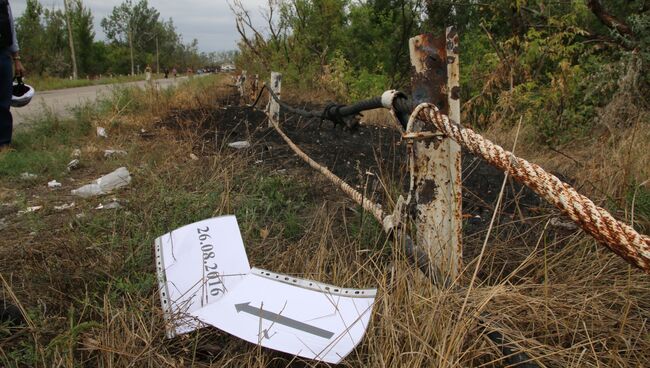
[0,74,648,367]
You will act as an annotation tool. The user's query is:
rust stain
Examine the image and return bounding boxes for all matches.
[417,179,438,204]
[411,33,449,114]
[451,86,461,100]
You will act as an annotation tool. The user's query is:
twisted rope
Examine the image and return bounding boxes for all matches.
[410,103,650,273]
[267,119,386,224]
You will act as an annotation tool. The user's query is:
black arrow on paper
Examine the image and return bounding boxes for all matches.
[235,302,334,339]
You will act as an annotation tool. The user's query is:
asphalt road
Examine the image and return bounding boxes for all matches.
[12,76,189,127]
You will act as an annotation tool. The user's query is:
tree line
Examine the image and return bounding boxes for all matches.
[16,0,236,78]
[233,0,649,143]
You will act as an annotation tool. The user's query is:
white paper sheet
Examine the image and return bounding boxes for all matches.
[155,216,251,336]
[155,216,376,364]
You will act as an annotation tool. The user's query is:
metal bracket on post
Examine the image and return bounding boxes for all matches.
[407,27,462,281]
[267,72,282,128]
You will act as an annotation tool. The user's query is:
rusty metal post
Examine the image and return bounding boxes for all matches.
[267,72,282,128]
[408,27,462,280]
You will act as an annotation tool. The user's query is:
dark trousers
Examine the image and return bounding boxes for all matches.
[0,50,12,146]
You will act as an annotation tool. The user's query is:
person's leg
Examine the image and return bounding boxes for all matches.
[0,50,13,147]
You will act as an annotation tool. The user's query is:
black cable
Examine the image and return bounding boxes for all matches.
[265,85,324,119]
[249,84,268,109]
[263,83,413,129]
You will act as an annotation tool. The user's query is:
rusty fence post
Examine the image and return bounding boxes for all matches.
[408,26,462,280]
[267,72,282,127]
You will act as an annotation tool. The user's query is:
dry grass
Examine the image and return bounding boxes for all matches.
[1,75,649,368]
[482,105,650,237]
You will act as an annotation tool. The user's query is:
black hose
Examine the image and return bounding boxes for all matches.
[265,86,328,120]
[249,84,268,109]
[263,83,413,128]
[336,97,383,116]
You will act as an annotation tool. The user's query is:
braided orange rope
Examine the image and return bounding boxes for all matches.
[410,103,650,273]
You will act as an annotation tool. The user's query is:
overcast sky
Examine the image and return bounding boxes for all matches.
[11,0,268,52]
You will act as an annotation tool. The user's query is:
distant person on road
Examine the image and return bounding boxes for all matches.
[0,0,25,152]
[172,67,177,78]
[187,67,193,78]
[163,67,169,79]
[144,64,152,82]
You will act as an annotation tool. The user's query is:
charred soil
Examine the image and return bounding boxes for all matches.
[160,89,574,273]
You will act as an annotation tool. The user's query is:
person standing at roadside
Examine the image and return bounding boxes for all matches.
[0,0,25,151]
[0,0,26,325]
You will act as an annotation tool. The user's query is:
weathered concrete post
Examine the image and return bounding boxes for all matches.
[267,72,282,128]
[238,70,248,101]
[408,27,462,280]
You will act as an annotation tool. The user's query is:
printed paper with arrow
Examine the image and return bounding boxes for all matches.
[155,216,377,364]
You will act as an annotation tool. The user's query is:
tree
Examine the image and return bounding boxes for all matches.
[85,41,110,75]
[42,8,69,76]
[101,0,160,75]
[69,0,95,76]
[16,0,45,74]
[154,18,182,71]
[345,0,421,85]
[15,0,205,77]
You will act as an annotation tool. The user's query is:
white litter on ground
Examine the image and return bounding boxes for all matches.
[71,167,132,198]
[48,180,62,189]
[18,206,43,215]
[20,172,37,180]
[96,127,108,138]
[67,159,80,171]
[228,141,251,149]
[96,202,122,210]
[54,203,76,211]
[104,150,127,158]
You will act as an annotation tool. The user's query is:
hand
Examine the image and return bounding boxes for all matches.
[14,59,26,77]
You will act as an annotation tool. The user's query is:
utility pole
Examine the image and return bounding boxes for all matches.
[64,0,78,79]
[155,34,160,75]
[128,26,135,76]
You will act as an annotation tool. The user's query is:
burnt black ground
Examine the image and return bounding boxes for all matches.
[160,91,569,272]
